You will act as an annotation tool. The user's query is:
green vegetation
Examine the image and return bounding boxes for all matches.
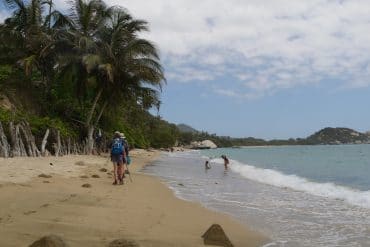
[0,0,179,150]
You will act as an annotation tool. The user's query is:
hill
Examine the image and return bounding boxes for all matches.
[177,124,370,147]
[177,124,199,134]
[305,127,370,145]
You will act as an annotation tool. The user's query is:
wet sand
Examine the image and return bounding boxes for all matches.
[0,150,267,246]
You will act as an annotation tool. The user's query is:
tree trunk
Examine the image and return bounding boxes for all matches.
[54,130,61,157]
[86,125,94,155]
[0,121,10,158]
[85,88,104,155]
[9,122,19,157]
[41,128,49,156]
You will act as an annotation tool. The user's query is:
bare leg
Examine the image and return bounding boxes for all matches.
[113,163,118,184]
[117,162,124,184]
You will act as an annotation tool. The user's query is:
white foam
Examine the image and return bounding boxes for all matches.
[229,159,370,209]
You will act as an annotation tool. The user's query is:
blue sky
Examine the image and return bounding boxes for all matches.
[2,0,370,139]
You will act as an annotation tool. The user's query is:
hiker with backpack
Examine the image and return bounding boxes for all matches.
[111,131,126,185]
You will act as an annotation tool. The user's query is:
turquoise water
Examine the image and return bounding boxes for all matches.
[202,144,370,191]
[142,145,370,247]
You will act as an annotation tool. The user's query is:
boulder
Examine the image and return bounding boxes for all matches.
[108,239,140,247]
[190,140,217,149]
[29,235,69,247]
[201,224,234,247]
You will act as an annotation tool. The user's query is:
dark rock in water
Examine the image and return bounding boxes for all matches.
[202,224,234,247]
[99,168,108,172]
[178,183,184,187]
[38,174,52,178]
[91,174,100,178]
[108,239,140,247]
[81,183,91,188]
[29,235,69,247]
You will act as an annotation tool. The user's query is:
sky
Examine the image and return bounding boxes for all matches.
[1,0,370,139]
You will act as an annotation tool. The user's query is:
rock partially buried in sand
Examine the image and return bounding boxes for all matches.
[29,235,69,247]
[202,224,234,247]
[75,161,85,166]
[108,239,140,247]
[81,183,91,188]
[38,174,52,178]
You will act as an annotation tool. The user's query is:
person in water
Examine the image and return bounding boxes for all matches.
[221,155,229,169]
[205,159,211,169]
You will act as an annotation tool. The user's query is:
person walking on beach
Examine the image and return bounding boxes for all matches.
[221,155,229,170]
[111,131,126,185]
[120,132,130,174]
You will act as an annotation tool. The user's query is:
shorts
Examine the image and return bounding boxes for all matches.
[111,154,123,164]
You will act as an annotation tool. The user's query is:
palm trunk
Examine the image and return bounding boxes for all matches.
[85,88,103,154]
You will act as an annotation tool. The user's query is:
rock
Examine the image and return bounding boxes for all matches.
[201,224,234,247]
[178,183,184,187]
[29,235,69,247]
[91,174,100,178]
[38,174,52,178]
[190,140,217,149]
[75,161,85,166]
[81,183,91,188]
[108,239,140,247]
[99,168,108,172]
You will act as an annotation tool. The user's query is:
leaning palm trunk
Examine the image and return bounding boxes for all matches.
[85,88,104,154]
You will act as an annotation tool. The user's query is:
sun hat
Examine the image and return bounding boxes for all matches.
[119,132,125,138]
[114,131,121,137]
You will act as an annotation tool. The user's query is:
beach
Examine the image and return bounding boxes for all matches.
[0,149,266,247]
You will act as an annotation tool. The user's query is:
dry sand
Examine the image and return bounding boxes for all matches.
[0,150,267,246]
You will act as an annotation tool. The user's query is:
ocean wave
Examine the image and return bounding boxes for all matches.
[222,159,370,209]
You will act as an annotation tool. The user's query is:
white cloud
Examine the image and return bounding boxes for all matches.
[3,0,370,98]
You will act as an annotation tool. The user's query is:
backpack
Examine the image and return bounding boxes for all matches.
[111,138,124,155]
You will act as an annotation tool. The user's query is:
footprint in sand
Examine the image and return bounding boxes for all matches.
[80,175,89,179]
[40,204,50,208]
[91,174,100,178]
[82,183,92,188]
[38,174,52,178]
[24,210,37,215]
[0,215,12,224]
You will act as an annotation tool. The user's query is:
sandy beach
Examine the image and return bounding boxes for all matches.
[0,150,267,247]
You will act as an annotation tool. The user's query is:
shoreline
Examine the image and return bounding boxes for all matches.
[0,149,268,246]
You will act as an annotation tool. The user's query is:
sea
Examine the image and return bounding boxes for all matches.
[141,144,370,247]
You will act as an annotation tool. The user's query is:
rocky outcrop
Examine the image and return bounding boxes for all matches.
[202,224,234,247]
[190,140,217,149]
[29,235,69,247]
